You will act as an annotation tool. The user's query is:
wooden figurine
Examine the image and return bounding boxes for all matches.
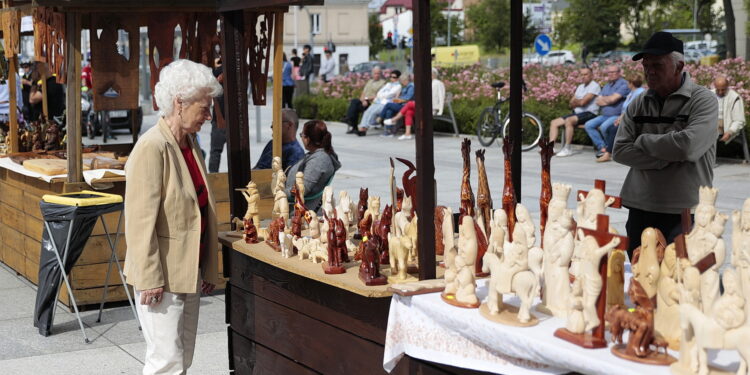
[0,131,6,156]
[290,185,305,238]
[671,268,750,375]
[442,215,480,308]
[393,196,413,237]
[241,181,260,229]
[481,225,543,326]
[357,187,368,225]
[605,279,676,365]
[295,171,305,204]
[459,138,476,218]
[364,196,381,231]
[335,217,349,263]
[322,186,335,219]
[566,279,585,333]
[272,190,290,224]
[732,198,750,323]
[388,231,413,282]
[337,190,355,235]
[538,207,575,318]
[280,231,294,258]
[359,236,387,286]
[501,138,517,241]
[243,218,258,244]
[539,137,554,244]
[266,217,285,251]
[607,250,626,311]
[44,122,62,151]
[396,157,417,214]
[555,214,627,349]
[515,204,537,247]
[435,206,454,256]
[373,204,393,265]
[404,213,419,265]
[305,210,321,239]
[576,180,621,231]
[271,156,283,195]
[443,227,460,296]
[490,209,510,244]
[295,237,327,263]
[684,187,724,314]
[475,149,493,236]
[323,216,346,274]
[32,125,45,152]
[655,243,682,349]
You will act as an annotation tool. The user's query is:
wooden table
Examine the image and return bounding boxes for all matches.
[220,232,493,374]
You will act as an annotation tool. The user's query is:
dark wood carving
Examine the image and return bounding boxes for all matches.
[373,204,393,265]
[502,138,517,241]
[148,13,189,110]
[244,11,274,105]
[243,218,258,244]
[290,185,305,238]
[90,14,140,111]
[185,13,221,67]
[474,220,489,277]
[266,217,284,251]
[44,122,61,151]
[395,157,417,214]
[357,187,368,226]
[323,216,345,274]
[577,179,622,208]
[475,149,492,237]
[459,138,475,218]
[359,236,387,286]
[336,218,349,263]
[539,137,554,246]
[434,206,447,256]
[1,11,20,59]
[34,7,66,84]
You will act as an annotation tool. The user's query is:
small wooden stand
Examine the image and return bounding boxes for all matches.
[440,292,480,309]
[322,263,346,275]
[479,303,539,327]
[553,328,607,349]
[610,344,676,366]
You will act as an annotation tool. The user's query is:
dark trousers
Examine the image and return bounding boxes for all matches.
[345,98,368,128]
[624,206,692,260]
[209,122,226,173]
[605,123,618,153]
[282,85,294,109]
[380,102,405,120]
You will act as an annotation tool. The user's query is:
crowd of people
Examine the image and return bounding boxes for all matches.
[0,61,65,133]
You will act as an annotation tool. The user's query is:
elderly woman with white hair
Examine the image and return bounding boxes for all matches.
[123,59,222,375]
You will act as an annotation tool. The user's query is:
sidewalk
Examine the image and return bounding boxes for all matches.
[2,115,749,374]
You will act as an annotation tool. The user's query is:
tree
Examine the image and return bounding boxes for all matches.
[555,0,625,54]
[430,0,464,45]
[466,0,511,51]
[369,13,384,59]
[725,0,735,58]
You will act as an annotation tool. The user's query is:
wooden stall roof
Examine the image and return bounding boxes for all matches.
[1,0,322,12]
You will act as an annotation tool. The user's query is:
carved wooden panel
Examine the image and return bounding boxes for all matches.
[33,8,66,84]
[1,10,20,58]
[147,13,189,110]
[244,11,275,105]
[185,13,220,67]
[89,14,140,111]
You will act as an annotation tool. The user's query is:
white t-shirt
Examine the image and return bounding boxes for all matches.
[573,81,601,115]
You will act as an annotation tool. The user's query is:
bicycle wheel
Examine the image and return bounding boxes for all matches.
[501,112,544,151]
[476,107,499,147]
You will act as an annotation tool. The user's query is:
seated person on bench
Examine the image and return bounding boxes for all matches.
[383,68,445,140]
[548,67,600,157]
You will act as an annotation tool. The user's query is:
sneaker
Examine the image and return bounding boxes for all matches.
[398,134,413,140]
[384,118,395,126]
[596,152,611,163]
[380,132,392,138]
[555,147,573,157]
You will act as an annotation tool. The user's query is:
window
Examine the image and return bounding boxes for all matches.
[311,13,321,35]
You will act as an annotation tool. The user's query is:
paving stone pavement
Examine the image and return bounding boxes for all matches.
[3,104,749,373]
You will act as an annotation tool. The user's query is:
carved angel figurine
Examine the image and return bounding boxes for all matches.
[732,198,750,323]
[578,232,620,332]
[540,208,574,318]
[272,190,290,224]
[455,216,479,306]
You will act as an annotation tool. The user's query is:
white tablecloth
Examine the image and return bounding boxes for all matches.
[383,278,741,375]
[0,157,125,188]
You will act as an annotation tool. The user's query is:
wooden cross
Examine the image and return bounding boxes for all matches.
[577,179,622,209]
[674,208,717,274]
[580,214,629,346]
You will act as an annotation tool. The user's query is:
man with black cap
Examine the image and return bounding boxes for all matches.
[612,31,718,259]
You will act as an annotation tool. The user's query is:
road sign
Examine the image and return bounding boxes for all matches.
[535,34,552,56]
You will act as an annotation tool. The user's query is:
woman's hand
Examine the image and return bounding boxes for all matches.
[201,280,215,295]
[139,287,164,306]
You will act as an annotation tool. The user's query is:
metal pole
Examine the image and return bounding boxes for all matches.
[447,6,451,47]
[510,0,522,201]
[294,6,299,50]
[256,106,262,143]
[413,0,436,281]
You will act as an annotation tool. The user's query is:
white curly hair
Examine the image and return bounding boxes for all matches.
[154,59,223,117]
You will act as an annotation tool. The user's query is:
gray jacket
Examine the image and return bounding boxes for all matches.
[612,72,717,214]
[285,148,341,213]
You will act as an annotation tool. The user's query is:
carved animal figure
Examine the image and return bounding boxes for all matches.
[604,280,656,358]
[357,187,368,224]
[396,157,417,214]
[388,232,412,281]
[243,218,258,244]
[459,138,475,218]
[337,190,355,234]
[501,138,517,240]
[304,210,321,239]
[267,217,285,250]
[539,137,554,243]
[475,149,493,236]
[335,218,349,263]
[373,204,393,264]
[322,186,335,218]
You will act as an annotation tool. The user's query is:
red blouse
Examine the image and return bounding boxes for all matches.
[180,145,209,267]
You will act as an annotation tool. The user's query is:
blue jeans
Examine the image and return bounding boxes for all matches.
[604,121,619,153]
[584,115,618,151]
[380,102,405,120]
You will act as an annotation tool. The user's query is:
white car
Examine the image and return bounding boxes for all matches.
[541,50,576,66]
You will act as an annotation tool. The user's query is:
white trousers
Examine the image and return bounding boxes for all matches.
[135,284,201,375]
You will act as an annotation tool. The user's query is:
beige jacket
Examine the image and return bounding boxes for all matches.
[712,88,745,141]
[123,118,220,293]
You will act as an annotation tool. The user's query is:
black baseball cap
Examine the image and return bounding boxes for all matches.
[632,32,684,61]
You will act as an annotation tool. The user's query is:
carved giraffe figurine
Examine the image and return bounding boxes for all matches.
[539,137,554,246]
[460,138,475,218]
[502,138,517,241]
[476,149,493,237]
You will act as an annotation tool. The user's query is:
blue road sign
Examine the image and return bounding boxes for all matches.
[535,34,552,56]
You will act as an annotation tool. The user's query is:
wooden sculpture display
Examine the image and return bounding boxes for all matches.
[605,279,676,365]
[442,215,480,308]
[538,206,574,318]
[434,206,454,256]
[241,181,260,229]
[686,187,725,314]
[539,137,554,245]
[272,190,290,224]
[671,268,750,375]
[501,138,517,241]
[245,11,275,105]
[359,236,387,286]
[323,216,346,274]
[44,122,62,151]
[266,217,285,251]
[732,198,750,322]
[290,186,305,238]
[147,13,188,109]
[295,172,306,204]
[459,138,475,218]
[294,236,327,263]
[475,149,493,236]
[555,214,627,349]
[373,205,393,265]
[481,224,542,326]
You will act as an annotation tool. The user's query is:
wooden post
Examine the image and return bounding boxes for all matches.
[413,0,436,280]
[41,67,48,120]
[509,0,522,201]
[221,10,251,220]
[7,56,18,153]
[271,11,283,161]
[66,12,82,183]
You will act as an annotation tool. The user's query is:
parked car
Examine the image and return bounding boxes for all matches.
[540,50,575,66]
[346,61,396,75]
[523,53,542,65]
[591,50,636,63]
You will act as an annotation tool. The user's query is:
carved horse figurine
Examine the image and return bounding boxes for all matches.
[459,138,475,218]
[357,187,369,225]
[476,149,493,237]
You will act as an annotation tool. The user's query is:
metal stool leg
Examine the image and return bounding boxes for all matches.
[96,211,140,329]
[44,220,90,344]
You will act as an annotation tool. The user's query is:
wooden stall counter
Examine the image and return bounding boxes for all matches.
[220,232,490,375]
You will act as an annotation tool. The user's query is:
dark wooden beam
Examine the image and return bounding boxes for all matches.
[218,0,320,12]
[221,10,251,221]
[509,0,522,202]
[413,0,435,281]
[32,0,218,9]
[66,12,83,183]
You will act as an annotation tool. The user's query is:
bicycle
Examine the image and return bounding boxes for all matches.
[476,81,543,151]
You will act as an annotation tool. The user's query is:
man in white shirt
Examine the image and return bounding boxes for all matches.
[712,75,745,143]
[548,67,601,157]
[318,49,336,83]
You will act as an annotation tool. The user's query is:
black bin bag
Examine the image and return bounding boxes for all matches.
[33,199,122,337]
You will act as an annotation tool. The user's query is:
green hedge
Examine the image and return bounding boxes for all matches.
[293,94,749,158]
